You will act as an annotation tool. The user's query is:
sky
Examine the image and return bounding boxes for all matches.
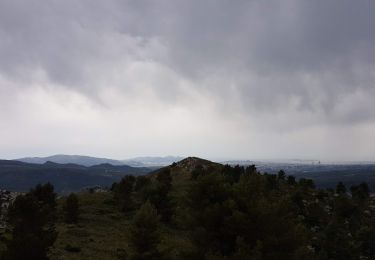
[1,0,375,161]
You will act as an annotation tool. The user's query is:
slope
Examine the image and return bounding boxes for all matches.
[0,160,151,193]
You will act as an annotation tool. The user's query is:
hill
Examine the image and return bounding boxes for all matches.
[16,154,185,167]
[150,157,223,184]
[15,154,125,167]
[5,155,375,194]
[0,160,151,193]
[1,157,375,259]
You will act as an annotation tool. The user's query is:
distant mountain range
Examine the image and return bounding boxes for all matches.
[0,160,151,193]
[16,155,125,167]
[7,155,375,194]
[16,155,184,167]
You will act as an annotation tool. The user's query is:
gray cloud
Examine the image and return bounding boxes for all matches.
[1,0,375,159]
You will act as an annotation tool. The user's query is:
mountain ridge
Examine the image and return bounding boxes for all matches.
[15,154,185,167]
[15,154,125,167]
[0,159,151,193]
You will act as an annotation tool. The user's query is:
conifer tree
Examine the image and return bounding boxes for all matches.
[63,193,79,224]
[129,202,160,260]
[5,183,57,260]
[336,182,347,195]
[114,175,136,211]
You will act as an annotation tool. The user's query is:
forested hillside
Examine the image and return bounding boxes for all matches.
[0,157,374,259]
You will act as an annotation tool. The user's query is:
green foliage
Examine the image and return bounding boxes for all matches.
[350,182,370,201]
[135,175,151,192]
[179,164,374,259]
[191,165,206,180]
[336,182,347,195]
[183,169,313,259]
[140,169,174,223]
[3,159,374,260]
[278,170,286,180]
[30,183,57,209]
[63,193,79,224]
[287,175,296,185]
[156,169,172,191]
[129,202,161,260]
[5,183,57,260]
[299,178,316,189]
[113,175,136,212]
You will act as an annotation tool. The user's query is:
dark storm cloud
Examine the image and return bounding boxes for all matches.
[1,0,375,126]
[147,0,375,122]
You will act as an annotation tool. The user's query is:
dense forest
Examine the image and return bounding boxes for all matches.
[0,157,374,259]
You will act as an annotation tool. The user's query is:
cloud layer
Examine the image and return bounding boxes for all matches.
[1,0,375,160]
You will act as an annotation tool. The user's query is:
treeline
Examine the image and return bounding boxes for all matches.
[0,184,79,259]
[1,163,375,259]
[110,164,375,259]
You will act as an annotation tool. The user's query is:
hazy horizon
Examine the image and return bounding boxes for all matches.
[1,1,375,161]
[3,153,375,165]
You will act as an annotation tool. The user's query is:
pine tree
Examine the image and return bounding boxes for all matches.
[350,182,370,201]
[129,202,160,260]
[142,170,174,223]
[134,175,151,192]
[63,193,79,224]
[114,175,136,211]
[277,170,286,180]
[5,183,57,260]
[336,182,347,195]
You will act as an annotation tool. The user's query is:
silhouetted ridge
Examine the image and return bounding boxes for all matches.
[0,160,152,193]
[150,157,223,183]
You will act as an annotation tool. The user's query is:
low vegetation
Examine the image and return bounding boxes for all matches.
[0,157,374,259]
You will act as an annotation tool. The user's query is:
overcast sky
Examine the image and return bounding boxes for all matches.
[1,0,375,161]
